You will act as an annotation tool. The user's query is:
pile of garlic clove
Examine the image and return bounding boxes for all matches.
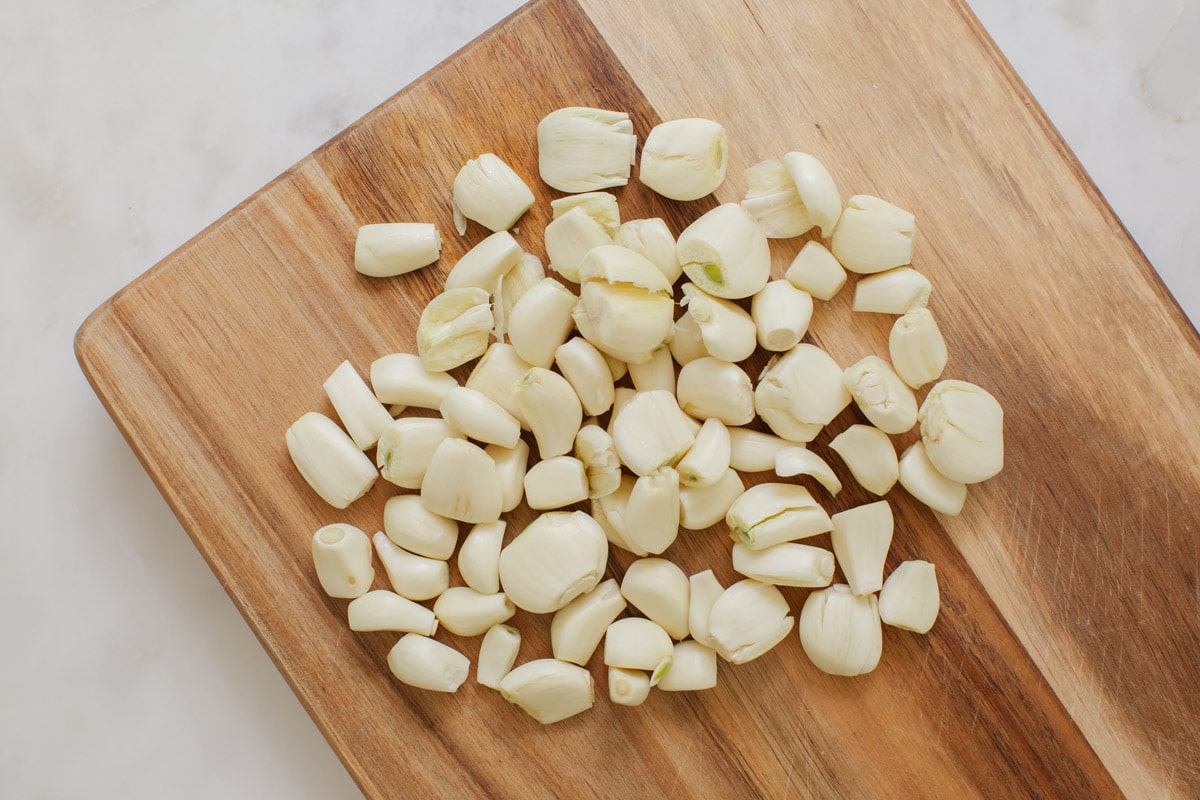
[287,107,1004,724]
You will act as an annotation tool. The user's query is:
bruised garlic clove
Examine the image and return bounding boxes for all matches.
[577,245,675,359]
[755,344,852,443]
[523,456,590,510]
[439,386,521,448]
[889,307,948,389]
[830,195,916,274]
[486,439,530,513]
[443,230,523,291]
[668,312,709,367]
[433,587,515,636]
[498,511,608,613]
[613,218,681,284]
[620,558,691,640]
[383,494,459,560]
[420,437,503,524]
[732,541,835,588]
[604,618,674,673]
[467,343,534,429]
[676,203,771,299]
[852,267,931,314]
[919,380,1004,484]
[493,251,545,341]
[416,287,493,372]
[679,468,744,530]
[727,428,794,473]
[312,523,374,598]
[550,191,621,236]
[370,353,458,409]
[624,468,681,555]
[830,501,893,596]
[829,424,899,496]
[348,590,438,635]
[680,283,757,363]
[611,390,697,476]
[507,278,578,369]
[657,641,718,692]
[573,424,621,498]
[388,634,470,693]
[879,561,940,633]
[727,483,833,549]
[676,418,731,488]
[774,447,842,495]
[544,206,612,283]
[354,223,441,278]
[843,356,919,435]
[639,118,728,201]
[500,659,595,724]
[458,520,505,595]
[373,532,449,601]
[513,367,583,459]
[676,357,754,425]
[477,624,521,689]
[551,578,627,665]
[591,475,647,556]
[537,106,636,193]
[451,153,535,234]
[798,585,882,676]
[556,338,616,417]
[687,570,725,648]
[785,241,847,300]
[627,346,676,394]
[286,412,377,509]
[707,579,794,664]
[898,441,967,516]
[609,667,651,706]
[751,280,813,352]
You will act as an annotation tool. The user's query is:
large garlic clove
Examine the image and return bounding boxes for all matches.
[843,355,919,435]
[576,245,675,359]
[550,191,621,236]
[311,523,374,598]
[556,338,616,418]
[897,441,967,515]
[676,357,754,425]
[754,344,852,442]
[443,230,522,291]
[852,267,932,314]
[506,277,578,369]
[830,501,894,596]
[433,587,516,637]
[477,624,521,689]
[830,195,916,274]
[544,205,612,283]
[373,532,449,601]
[676,418,732,489]
[707,579,795,664]
[727,482,832,549]
[751,279,813,352]
[798,585,883,676]
[573,424,621,499]
[383,494,460,560]
[604,617,674,673]
[620,557,691,640]
[420,437,503,524]
[919,380,1004,484]
[416,287,493,372]
[732,541,836,588]
[610,390,697,476]
[467,343,534,429]
[740,158,814,238]
[624,468,681,555]
[613,218,681,284]
[523,456,590,510]
[370,353,458,410]
[498,511,608,613]
[513,366,583,459]
[774,447,842,495]
[889,307,948,389]
[680,283,757,363]
[782,152,842,238]
[676,203,771,299]
[656,641,718,692]
[638,118,728,201]
[828,424,899,496]
[879,560,940,633]
[347,590,438,635]
[286,412,377,509]
[551,578,627,665]
[678,468,745,530]
[354,223,441,278]
[451,153,535,234]
[537,106,636,193]
[784,241,847,300]
[499,659,595,724]
[387,634,470,693]
[439,386,521,448]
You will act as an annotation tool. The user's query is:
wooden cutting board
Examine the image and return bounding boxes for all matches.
[75,0,1200,797]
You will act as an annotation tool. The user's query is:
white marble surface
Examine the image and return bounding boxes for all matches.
[1,0,1196,797]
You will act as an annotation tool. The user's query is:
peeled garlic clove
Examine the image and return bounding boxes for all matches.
[383,494,459,560]
[751,280,813,352]
[890,307,948,389]
[286,412,378,509]
[551,578,627,665]
[556,338,616,417]
[467,343,534,429]
[477,624,521,689]
[740,158,813,238]
[656,641,718,692]
[613,218,681,284]
[624,468,681,555]
[537,106,636,193]
[500,659,595,724]
[577,245,675,358]
[573,424,621,498]
[898,441,967,515]
[638,117,728,201]
[311,523,374,598]
[440,386,521,448]
[678,468,744,530]
[611,390,697,476]
[677,203,771,299]
[680,283,758,363]
[485,439,530,513]
[727,482,832,549]
[830,195,916,274]
[416,287,493,372]
[879,561,940,633]
[732,541,835,588]
[798,585,882,676]
[572,301,658,365]
[606,386,637,437]
[707,579,794,664]
[591,474,648,556]
[602,352,628,381]
[668,312,708,367]
[784,241,847,301]
[676,418,731,489]
[451,153,534,234]
[513,367,583,459]
[843,355,919,435]
[420,437,503,524]
[830,501,893,596]
[782,152,842,238]
[507,277,579,369]
[755,344,852,442]
[354,223,441,277]
[609,667,651,706]
[604,617,674,671]
[627,346,676,394]
[774,447,842,495]
[620,557,691,640]
[828,424,899,496]
[370,353,459,409]
[523,456,590,510]
[676,356,754,425]
[373,532,449,601]
[853,267,932,314]
[348,590,438,635]
[550,191,621,236]
[919,380,1004,484]
[499,511,608,613]
[443,230,523,291]
[458,520,506,595]
[727,427,794,473]
[544,206,613,283]
[493,252,545,340]
[433,587,516,637]
[388,634,470,693]
[687,570,725,648]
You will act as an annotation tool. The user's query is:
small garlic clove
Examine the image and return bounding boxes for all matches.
[523,456,590,510]
[613,218,681,285]
[843,355,919,435]
[751,280,813,352]
[727,427,795,473]
[798,585,883,676]
[311,523,374,598]
[467,343,534,429]
[373,532,449,601]
[668,311,709,367]
[416,287,493,372]
[676,356,754,426]
[830,195,916,274]
[551,578,627,665]
[676,203,771,299]
[354,223,441,278]
[919,380,1004,484]
[383,494,460,560]
[879,561,940,633]
[678,468,745,530]
[852,266,932,314]
[485,439,530,513]
[830,500,894,595]
[785,240,847,301]
[433,587,516,637]
[889,307,948,389]
[555,338,616,418]
[550,191,621,236]
[543,205,613,283]
[602,352,629,381]
[676,418,732,489]
[537,106,636,193]
[740,158,814,238]
[506,278,579,369]
[732,541,836,588]
[573,424,621,498]
[604,617,674,672]
[727,482,832,549]
[500,659,595,725]
[477,624,521,689]
[498,511,608,613]
[370,353,459,409]
[439,386,521,448]
[451,153,535,234]
[638,117,728,201]
[419,437,504,524]
[828,424,899,496]
[707,579,794,664]
[610,390,697,476]
[623,468,681,555]
[680,283,758,363]
[457,520,506,595]
[513,367,583,459]
[443,230,523,291]
[388,634,470,693]
[687,569,725,649]
[608,667,651,706]
[620,557,691,640]
[781,152,843,238]
[897,441,968,516]
[348,590,438,635]
[754,344,852,443]
[774,447,842,495]
[590,474,648,556]
[656,641,718,692]
[286,412,377,509]
[493,251,545,341]
[626,345,676,395]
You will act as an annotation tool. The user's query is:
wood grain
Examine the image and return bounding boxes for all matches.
[75,0,1198,798]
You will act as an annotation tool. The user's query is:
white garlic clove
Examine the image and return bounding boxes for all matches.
[613,218,681,285]
[439,386,521,448]
[416,287,493,372]
[550,191,621,236]
[656,641,718,692]
[843,355,919,435]
[608,667,651,706]
[286,412,377,509]
[485,439,530,513]
[676,203,771,299]
[354,222,441,278]
[506,278,578,369]
[523,455,590,510]
[754,344,852,442]
[830,194,916,274]
[784,240,847,300]
[727,482,833,549]
[678,468,744,530]
[551,578,627,665]
[626,345,676,395]
[798,585,883,676]
[638,117,728,201]
[828,424,899,496]
[555,337,616,418]
[370,353,459,409]
[879,560,940,633]
[707,579,794,665]
[443,230,523,291]
[493,251,545,341]
[387,634,470,693]
[830,501,894,596]
[852,266,932,314]
[499,659,595,725]
[311,523,374,598]
[774,447,842,496]
[573,424,621,499]
[675,356,755,426]
[620,557,691,640]
[451,153,535,234]
[623,468,681,555]
[676,418,732,489]
[687,569,725,649]
[603,617,674,672]
[477,624,521,689]
[897,441,968,515]
[751,279,813,352]
[680,283,758,363]
[610,390,697,476]
[727,427,795,473]
[732,541,835,588]
[498,511,608,613]
[467,343,534,429]
[419,437,503,524]
[543,205,612,283]
[537,106,636,193]
[383,494,460,560]
[347,590,438,635]
[889,307,948,389]
[457,520,506,595]
[919,380,1004,483]
[512,367,583,460]
[433,587,516,637]
[373,532,449,601]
